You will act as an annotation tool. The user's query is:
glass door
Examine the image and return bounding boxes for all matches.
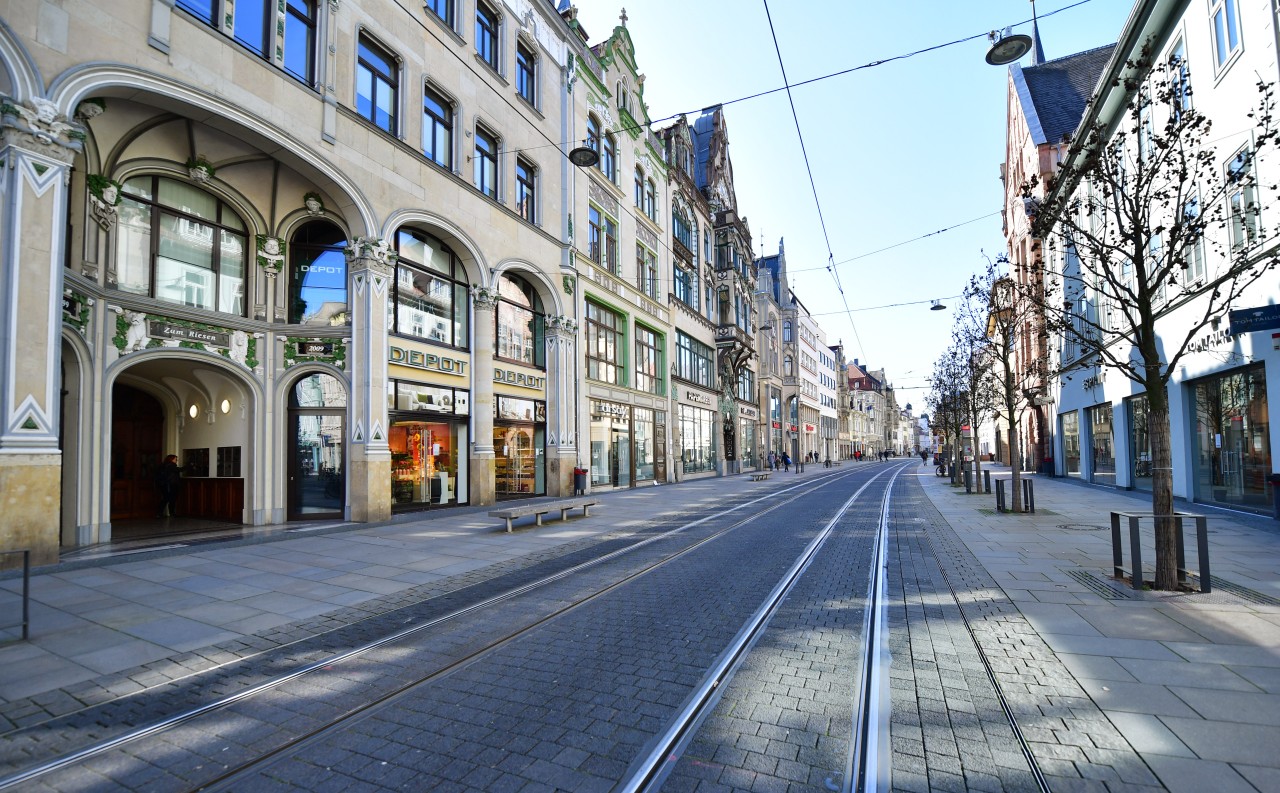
[1193,365,1271,511]
[289,412,345,519]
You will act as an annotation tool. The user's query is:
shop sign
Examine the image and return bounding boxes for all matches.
[1228,304,1280,335]
[591,400,628,419]
[494,367,546,390]
[685,390,712,406]
[1187,326,1234,354]
[296,341,334,356]
[788,424,798,432]
[149,321,229,347]
[804,424,816,433]
[738,404,760,420]
[389,345,468,376]
[62,294,80,316]
[771,421,782,429]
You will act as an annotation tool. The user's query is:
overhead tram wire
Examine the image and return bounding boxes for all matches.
[761,0,865,363]
[788,211,1003,274]
[499,0,1099,164]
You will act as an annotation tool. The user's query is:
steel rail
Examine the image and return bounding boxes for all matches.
[842,463,907,792]
[0,467,862,792]
[617,469,893,793]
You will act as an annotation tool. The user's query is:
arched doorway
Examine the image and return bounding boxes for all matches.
[288,372,347,520]
[110,385,165,520]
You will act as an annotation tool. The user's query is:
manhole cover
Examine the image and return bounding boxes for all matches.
[1057,523,1108,532]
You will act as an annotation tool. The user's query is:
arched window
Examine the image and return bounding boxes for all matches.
[392,229,469,347]
[601,133,617,181]
[495,272,544,366]
[673,207,692,250]
[586,115,601,157]
[288,221,348,325]
[115,175,247,315]
[634,166,644,209]
[291,372,347,408]
[644,179,656,221]
[782,320,793,342]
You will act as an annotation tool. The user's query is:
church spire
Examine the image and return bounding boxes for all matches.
[1029,0,1046,65]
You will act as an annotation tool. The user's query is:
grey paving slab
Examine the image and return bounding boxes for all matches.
[1157,716,1280,766]
[1145,754,1260,793]
[1115,658,1260,691]
[1104,712,1195,758]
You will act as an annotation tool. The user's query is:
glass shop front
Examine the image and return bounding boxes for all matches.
[388,380,469,509]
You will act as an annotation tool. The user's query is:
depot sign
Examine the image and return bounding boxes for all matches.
[389,345,467,376]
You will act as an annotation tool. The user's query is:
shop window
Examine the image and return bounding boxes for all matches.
[679,404,717,474]
[495,272,544,366]
[114,175,247,316]
[392,229,469,348]
[293,372,348,407]
[288,221,348,325]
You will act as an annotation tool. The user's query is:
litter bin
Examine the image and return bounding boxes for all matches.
[573,467,588,496]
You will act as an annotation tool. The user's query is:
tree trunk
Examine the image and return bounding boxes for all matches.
[1147,388,1178,590]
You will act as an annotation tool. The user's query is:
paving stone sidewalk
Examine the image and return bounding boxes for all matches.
[910,464,1280,793]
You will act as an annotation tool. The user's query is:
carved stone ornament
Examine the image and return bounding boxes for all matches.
[1,98,84,158]
[471,285,500,310]
[562,274,575,295]
[344,236,395,268]
[547,315,579,334]
[75,99,105,122]
[303,191,325,216]
[256,235,286,277]
[87,174,122,231]
[590,102,615,132]
[188,162,213,183]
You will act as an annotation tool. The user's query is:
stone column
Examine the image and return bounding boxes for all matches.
[470,286,498,506]
[344,237,393,522]
[0,100,82,564]
[544,315,579,496]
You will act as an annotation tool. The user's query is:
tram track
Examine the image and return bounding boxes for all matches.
[0,467,869,792]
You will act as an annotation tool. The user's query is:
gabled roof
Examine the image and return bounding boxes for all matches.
[1013,44,1115,146]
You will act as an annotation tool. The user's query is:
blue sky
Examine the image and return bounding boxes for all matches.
[574,0,1133,405]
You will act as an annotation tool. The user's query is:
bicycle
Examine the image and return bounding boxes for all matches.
[935,463,947,477]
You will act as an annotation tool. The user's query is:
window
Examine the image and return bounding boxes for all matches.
[673,208,693,250]
[475,127,498,199]
[1210,0,1241,69]
[736,367,755,403]
[476,1,499,71]
[588,205,618,273]
[288,221,348,325]
[601,132,617,182]
[356,36,398,133]
[1227,147,1257,249]
[676,331,714,388]
[783,356,793,376]
[637,244,658,300]
[587,115,601,160]
[393,229,469,347]
[645,180,656,221]
[674,263,695,307]
[176,0,216,25]
[679,405,717,474]
[495,272,544,366]
[284,0,317,84]
[703,229,711,264]
[1182,194,1206,283]
[425,0,453,28]
[1168,37,1190,119]
[635,167,644,209]
[114,176,247,315]
[233,0,271,57]
[585,301,623,385]
[516,42,536,105]
[422,86,453,168]
[635,325,662,394]
[516,158,536,224]
[782,320,793,342]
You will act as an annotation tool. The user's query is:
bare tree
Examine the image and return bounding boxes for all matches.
[1025,43,1279,589]
[927,344,970,485]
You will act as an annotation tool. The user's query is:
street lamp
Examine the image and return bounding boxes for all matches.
[568,142,599,168]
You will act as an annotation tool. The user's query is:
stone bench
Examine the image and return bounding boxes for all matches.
[488,497,599,532]
[750,472,771,481]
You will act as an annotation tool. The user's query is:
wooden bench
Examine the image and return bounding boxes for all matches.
[750,472,771,481]
[488,497,599,532]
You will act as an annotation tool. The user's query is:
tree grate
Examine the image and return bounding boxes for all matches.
[1066,569,1133,600]
[1185,574,1280,607]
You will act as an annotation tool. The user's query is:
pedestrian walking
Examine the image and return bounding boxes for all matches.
[920,449,929,466]
[767,450,776,470]
[155,454,182,518]
[781,452,791,472]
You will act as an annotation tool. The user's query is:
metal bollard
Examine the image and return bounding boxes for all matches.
[983,470,991,494]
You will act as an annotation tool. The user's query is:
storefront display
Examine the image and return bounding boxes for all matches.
[679,404,717,474]
[590,399,631,487]
[1061,411,1080,476]
[494,396,545,498]
[1192,364,1271,512]
[1128,395,1152,492]
[388,380,468,508]
[1088,403,1115,486]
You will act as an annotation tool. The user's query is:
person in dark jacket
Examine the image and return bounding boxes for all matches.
[781,452,791,472]
[156,454,182,518]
